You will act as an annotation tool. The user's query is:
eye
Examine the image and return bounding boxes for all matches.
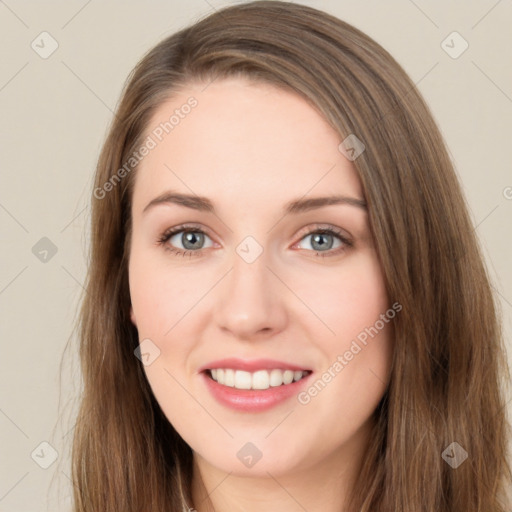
[294,225,352,258]
[157,224,214,257]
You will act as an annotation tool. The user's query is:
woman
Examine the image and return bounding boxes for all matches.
[71,1,512,510]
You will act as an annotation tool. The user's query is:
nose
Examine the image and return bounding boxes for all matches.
[212,245,288,341]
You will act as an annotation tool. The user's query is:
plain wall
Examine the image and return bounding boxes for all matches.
[1,1,511,510]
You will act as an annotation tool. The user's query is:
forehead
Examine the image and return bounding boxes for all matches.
[131,77,364,216]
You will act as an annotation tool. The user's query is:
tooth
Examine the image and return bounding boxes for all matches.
[210,368,308,389]
[224,369,235,387]
[252,370,270,390]
[269,369,283,387]
[234,370,252,389]
[283,370,294,385]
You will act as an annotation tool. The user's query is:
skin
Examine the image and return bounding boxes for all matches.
[128,77,394,512]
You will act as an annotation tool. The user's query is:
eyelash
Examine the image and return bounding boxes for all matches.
[156,223,353,259]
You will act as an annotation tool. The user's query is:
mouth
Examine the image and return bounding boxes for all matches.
[204,368,313,391]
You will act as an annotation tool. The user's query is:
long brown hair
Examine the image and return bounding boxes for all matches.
[68,1,512,510]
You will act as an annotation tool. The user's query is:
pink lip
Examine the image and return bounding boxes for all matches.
[201,370,313,412]
[198,357,311,373]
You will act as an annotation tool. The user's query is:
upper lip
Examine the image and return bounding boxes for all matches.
[199,357,312,373]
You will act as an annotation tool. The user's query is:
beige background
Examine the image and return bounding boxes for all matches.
[1,1,511,510]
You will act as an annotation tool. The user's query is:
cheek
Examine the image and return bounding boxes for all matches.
[295,251,390,347]
[292,251,393,412]
[128,251,195,338]
[306,253,393,424]
[128,252,200,429]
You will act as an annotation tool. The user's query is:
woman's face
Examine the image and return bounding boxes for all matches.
[128,77,395,478]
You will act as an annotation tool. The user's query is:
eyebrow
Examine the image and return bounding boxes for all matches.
[142,191,367,215]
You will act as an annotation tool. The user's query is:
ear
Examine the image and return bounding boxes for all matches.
[130,305,137,327]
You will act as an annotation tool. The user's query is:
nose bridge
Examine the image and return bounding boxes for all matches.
[213,236,287,338]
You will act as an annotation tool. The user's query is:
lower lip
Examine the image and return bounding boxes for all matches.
[201,371,312,412]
